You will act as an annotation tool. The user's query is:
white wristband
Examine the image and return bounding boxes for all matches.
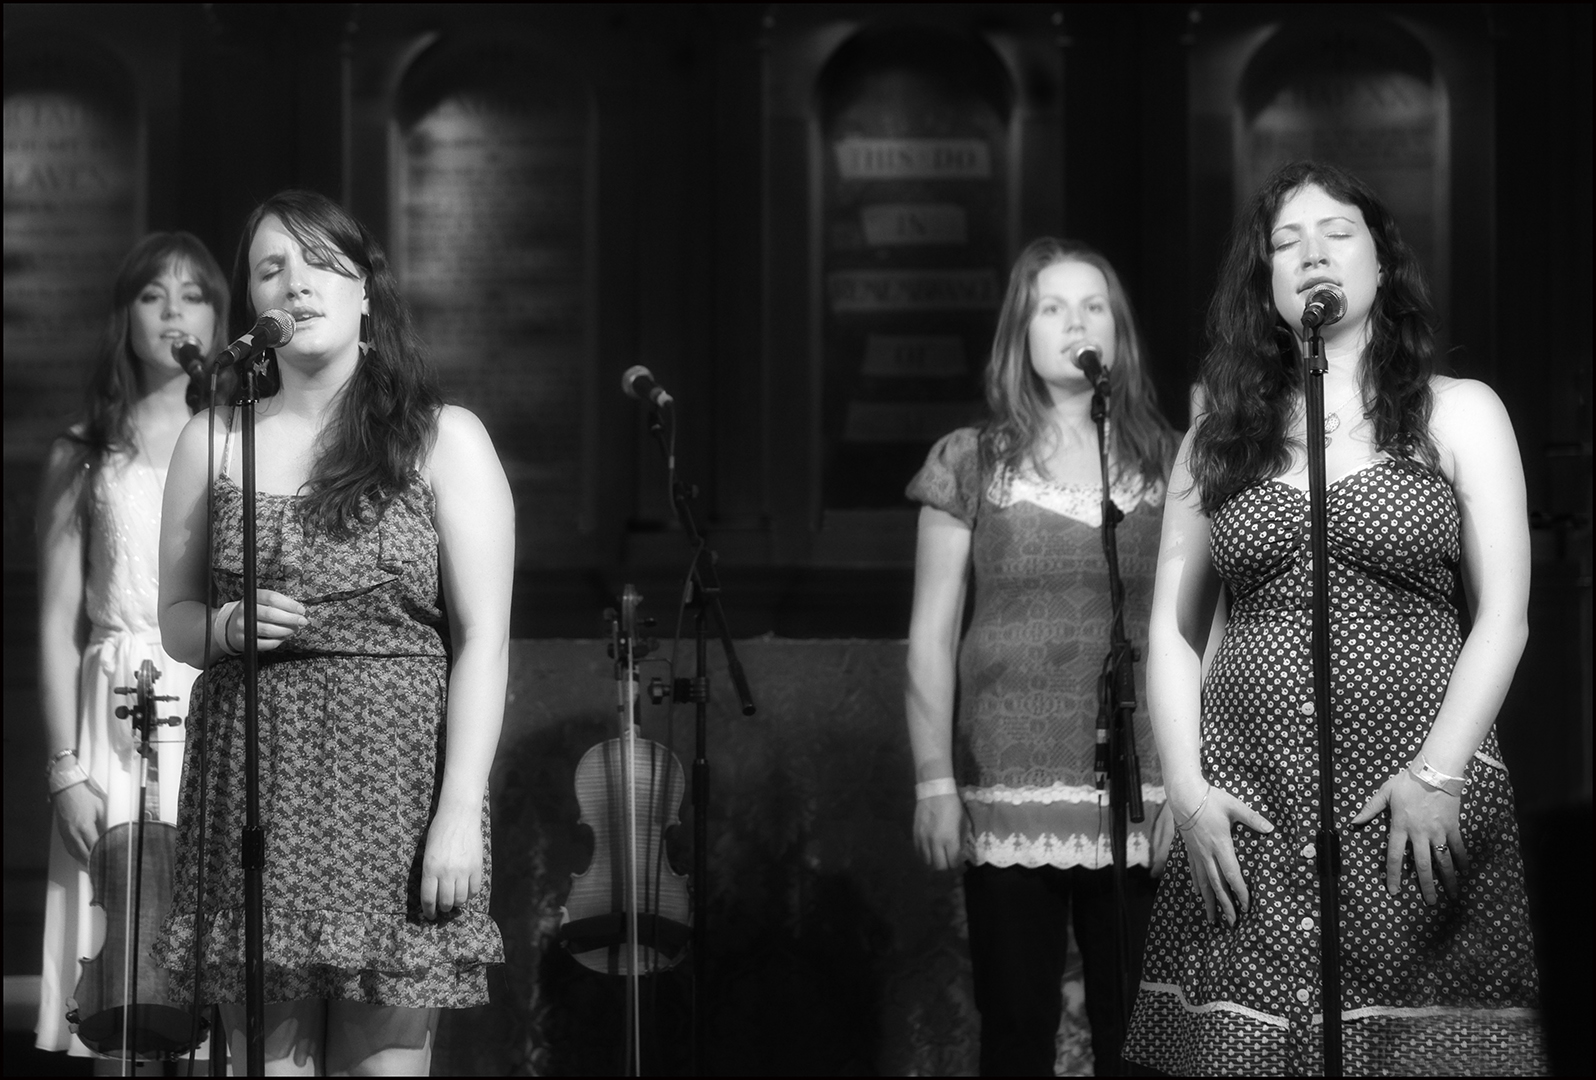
[48,760,92,798]
[211,601,242,657]
[915,777,959,800]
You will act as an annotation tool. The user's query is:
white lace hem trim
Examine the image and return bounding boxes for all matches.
[970,830,1152,870]
[963,781,1167,805]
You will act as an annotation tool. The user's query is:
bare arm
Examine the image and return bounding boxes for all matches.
[1353,379,1530,903]
[36,440,103,861]
[905,506,971,870]
[419,405,514,919]
[1148,428,1272,923]
[158,410,305,668]
[1422,379,1530,774]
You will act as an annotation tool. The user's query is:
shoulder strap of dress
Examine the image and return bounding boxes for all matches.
[220,406,237,480]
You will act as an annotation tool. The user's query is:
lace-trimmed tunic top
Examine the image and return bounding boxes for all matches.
[907,427,1167,868]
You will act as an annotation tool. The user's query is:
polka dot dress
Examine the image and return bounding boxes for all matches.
[1123,461,1548,1076]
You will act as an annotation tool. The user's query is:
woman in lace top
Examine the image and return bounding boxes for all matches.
[156,191,512,1075]
[905,238,1180,1075]
[36,232,228,1062]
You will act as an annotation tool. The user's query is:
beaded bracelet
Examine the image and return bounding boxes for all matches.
[1175,783,1212,832]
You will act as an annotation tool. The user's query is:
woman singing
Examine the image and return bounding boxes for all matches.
[36,233,227,1067]
[905,238,1178,1075]
[1124,161,1546,1074]
[156,190,513,1074]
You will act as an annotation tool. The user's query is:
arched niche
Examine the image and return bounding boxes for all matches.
[1236,17,1449,315]
[817,26,1014,513]
[391,36,597,559]
[2,34,143,464]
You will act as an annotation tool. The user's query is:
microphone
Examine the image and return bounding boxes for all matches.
[1300,284,1347,330]
[216,309,295,368]
[170,338,207,379]
[1073,343,1106,386]
[622,365,673,408]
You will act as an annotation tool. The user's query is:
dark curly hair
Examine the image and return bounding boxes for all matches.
[1189,161,1441,514]
[230,190,442,536]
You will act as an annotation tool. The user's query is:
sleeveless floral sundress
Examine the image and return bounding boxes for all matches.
[156,419,503,1007]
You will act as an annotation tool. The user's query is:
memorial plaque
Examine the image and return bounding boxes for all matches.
[859,203,969,247]
[818,29,1012,510]
[860,335,966,379]
[3,42,140,465]
[1239,23,1445,293]
[395,43,594,559]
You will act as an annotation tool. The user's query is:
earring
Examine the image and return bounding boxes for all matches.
[359,312,373,357]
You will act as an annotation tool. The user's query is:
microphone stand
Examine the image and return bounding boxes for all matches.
[235,356,268,1076]
[644,404,757,1076]
[1088,375,1145,1060]
[1301,324,1343,1076]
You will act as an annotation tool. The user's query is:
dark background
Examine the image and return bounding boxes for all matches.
[4,3,1590,1074]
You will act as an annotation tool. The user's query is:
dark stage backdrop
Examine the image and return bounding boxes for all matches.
[441,638,1098,1077]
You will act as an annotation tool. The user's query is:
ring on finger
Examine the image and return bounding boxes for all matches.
[1433,843,1451,856]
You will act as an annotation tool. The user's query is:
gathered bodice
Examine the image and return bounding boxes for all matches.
[210,472,448,659]
[84,454,168,636]
[1211,459,1461,621]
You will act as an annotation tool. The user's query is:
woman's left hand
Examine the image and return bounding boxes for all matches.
[419,803,484,921]
[1352,770,1471,905]
[1150,800,1175,878]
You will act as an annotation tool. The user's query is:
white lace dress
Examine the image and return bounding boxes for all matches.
[36,453,199,1055]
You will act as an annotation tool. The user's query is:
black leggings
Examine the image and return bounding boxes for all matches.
[964,863,1157,1076]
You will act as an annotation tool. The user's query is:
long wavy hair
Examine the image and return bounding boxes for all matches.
[231,190,442,536]
[980,238,1177,489]
[59,232,229,520]
[1189,161,1441,514]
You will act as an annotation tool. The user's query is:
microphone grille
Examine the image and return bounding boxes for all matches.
[260,308,297,347]
[622,364,651,398]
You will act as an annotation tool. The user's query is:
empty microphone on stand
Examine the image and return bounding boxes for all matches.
[216,309,295,368]
[622,365,673,408]
[1300,284,1347,330]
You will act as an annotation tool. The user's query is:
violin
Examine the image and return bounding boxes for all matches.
[68,659,202,1060]
[560,587,691,1068]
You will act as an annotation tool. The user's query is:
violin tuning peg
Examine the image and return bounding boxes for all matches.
[163,715,184,727]
[113,685,134,696]
[115,705,132,720]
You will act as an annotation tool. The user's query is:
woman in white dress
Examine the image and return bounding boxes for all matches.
[36,232,228,1067]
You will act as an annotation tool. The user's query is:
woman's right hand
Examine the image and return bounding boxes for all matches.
[52,783,105,864]
[913,793,966,871]
[223,589,310,653]
[1175,784,1273,926]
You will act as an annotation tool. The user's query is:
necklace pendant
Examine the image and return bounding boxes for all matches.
[1323,412,1341,436]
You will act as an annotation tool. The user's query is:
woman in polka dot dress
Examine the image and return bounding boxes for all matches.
[1123,161,1547,1075]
